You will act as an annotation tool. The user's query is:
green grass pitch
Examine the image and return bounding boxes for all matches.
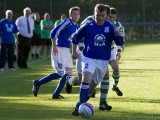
[0,40,160,120]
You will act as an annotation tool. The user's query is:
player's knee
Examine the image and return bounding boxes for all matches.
[113,68,119,73]
[104,73,109,79]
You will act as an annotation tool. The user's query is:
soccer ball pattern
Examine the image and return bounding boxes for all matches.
[79,102,94,119]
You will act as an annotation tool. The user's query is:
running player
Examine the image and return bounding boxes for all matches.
[99,7,125,110]
[32,6,80,99]
[106,7,125,96]
[71,4,124,116]
[66,6,125,101]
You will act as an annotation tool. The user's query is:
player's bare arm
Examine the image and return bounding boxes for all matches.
[51,38,58,56]
[72,43,78,59]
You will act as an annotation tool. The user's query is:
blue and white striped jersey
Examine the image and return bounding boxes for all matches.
[72,20,124,60]
[50,18,78,48]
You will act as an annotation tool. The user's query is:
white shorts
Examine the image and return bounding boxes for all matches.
[51,47,73,72]
[76,48,83,74]
[82,57,109,84]
[110,48,117,61]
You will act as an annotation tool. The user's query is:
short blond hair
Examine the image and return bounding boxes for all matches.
[69,6,80,15]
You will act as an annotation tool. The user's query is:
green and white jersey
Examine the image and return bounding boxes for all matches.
[114,21,125,37]
[80,15,94,26]
[111,21,125,52]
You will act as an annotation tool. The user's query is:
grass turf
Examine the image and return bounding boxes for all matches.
[0,40,160,120]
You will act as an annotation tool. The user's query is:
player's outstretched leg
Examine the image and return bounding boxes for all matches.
[32,80,40,97]
[112,85,123,96]
[99,78,112,111]
[65,76,73,94]
[66,76,81,93]
[52,73,72,99]
[99,101,112,111]
[112,71,123,96]
[32,73,62,97]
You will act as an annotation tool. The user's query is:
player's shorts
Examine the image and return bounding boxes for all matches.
[76,48,83,74]
[51,46,73,72]
[109,48,117,61]
[82,57,109,84]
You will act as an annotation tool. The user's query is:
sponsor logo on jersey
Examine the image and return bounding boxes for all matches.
[94,34,106,46]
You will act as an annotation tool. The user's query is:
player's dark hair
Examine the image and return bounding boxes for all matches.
[104,4,111,16]
[69,6,80,14]
[94,4,110,15]
[110,7,117,15]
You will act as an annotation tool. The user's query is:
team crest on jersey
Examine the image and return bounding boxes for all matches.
[5,24,13,32]
[104,27,109,33]
[94,34,106,46]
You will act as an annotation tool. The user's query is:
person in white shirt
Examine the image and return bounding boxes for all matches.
[16,7,34,68]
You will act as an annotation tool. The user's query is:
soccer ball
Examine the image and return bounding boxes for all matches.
[79,102,94,119]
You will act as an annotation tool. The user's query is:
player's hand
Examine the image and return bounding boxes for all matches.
[116,53,121,61]
[114,28,120,36]
[15,40,19,45]
[52,46,59,56]
[72,52,78,59]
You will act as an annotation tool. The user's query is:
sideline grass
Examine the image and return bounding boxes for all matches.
[0,40,160,120]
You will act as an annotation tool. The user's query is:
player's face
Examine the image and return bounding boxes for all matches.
[94,10,107,25]
[109,14,117,23]
[70,10,80,24]
[6,12,13,21]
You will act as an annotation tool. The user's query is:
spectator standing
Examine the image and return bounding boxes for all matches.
[0,10,18,71]
[16,7,34,68]
[54,14,66,27]
[40,13,54,59]
[31,12,41,59]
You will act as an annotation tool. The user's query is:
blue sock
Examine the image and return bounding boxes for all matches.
[76,101,81,108]
[80,82,89,103]
[53,74,68,96]
[36,73,61,85]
